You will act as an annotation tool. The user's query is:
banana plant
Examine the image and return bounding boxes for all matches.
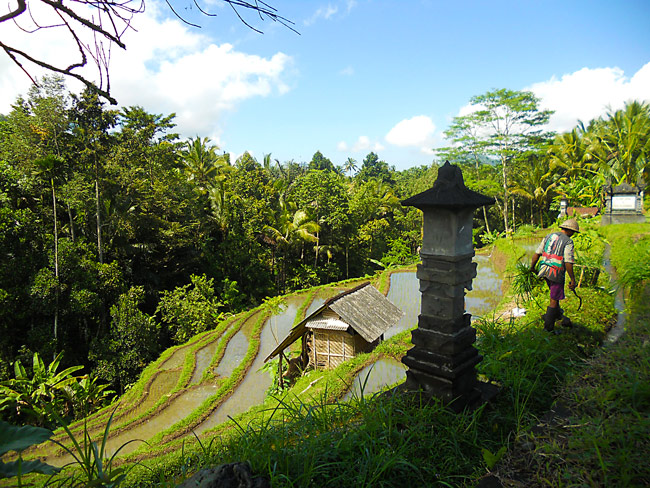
[66,375,116,419]
[0,352,83,427]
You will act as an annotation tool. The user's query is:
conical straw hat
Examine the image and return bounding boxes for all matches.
[560,218,580,233]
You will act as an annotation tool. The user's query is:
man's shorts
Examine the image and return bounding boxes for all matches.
[546,279,565,301]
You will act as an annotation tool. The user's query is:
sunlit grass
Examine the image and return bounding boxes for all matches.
[24,222,647,487]
[118,270,615,487]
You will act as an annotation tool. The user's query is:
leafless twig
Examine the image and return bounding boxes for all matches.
[0,0,296,104]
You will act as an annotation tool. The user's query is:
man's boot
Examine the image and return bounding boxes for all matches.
[544,306,557,332]
[556,307,573,328]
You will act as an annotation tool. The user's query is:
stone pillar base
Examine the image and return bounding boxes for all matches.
[401,250,500,411]
[398,375,499,412]
[396,380,497,412]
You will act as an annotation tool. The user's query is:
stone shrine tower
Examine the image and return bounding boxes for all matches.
[401,161,495,411]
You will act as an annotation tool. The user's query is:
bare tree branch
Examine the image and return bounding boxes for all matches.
[0,0,295,105]
[0,0,26,23]
[227,0,262,34]
[165,0,200,27]
[192,0,217,18]
[1,39,118,103]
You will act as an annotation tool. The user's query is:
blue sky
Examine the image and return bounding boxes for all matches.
[1,0,649,170]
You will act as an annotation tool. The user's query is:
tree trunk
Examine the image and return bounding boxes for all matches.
[67,203,75,241]
[271,247,278,294]
[474,156,491,233]
[52,182,58,284]
[51,179,59,354]
[281,254,286,295]
[482,206,491,234]
[501,156,509,232]
[493,196,504,229]
[95,163,103,264]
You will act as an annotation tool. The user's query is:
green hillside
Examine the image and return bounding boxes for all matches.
[7,220,649,487]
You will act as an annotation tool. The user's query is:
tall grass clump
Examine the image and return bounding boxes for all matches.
[510,262,544,308]
[46,406,142,487]
[613,237,650,293]
[475,317,568,433]
[217,390,489,487]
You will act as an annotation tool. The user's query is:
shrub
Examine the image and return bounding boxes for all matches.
[92,286,161,393]
[157,275,223,344]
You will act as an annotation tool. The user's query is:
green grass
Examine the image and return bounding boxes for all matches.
[20,221,648,487]
[601,223,650,298]
[118,291,614,487]
[494,284,650,487]
[492,221,650,486]
[113,227,616,487]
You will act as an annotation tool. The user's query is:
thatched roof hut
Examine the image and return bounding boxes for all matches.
[265,282,403,371]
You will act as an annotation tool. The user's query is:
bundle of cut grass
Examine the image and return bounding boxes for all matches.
[511,261,543,306]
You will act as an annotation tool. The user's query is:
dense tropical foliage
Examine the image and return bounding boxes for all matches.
[0,76,648,425]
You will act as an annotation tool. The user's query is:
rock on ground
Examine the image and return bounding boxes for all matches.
[176,462,270,488]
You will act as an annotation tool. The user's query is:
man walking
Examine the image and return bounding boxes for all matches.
[531,219,580,332]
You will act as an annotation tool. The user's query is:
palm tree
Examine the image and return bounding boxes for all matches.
[181,137,233,231]
[548,122,627,210]
[263,202,319,293]
[207,184,229,232]
[589,101,650,185]
[361,178,400,221]
[510,154,557,227]
[181,137,229,193]
[343,157,358,176]
[548,126,596,178]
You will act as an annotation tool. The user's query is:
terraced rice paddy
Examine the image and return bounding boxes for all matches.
[32,255,505,465]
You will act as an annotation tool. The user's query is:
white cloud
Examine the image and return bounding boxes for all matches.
[110,6,293,139]
[304,4,339,26]
[385,115,436,154]
[303,2,356,26]
[337,136,384,153]
[353,136,384,152]
[0,0,294,141]
[453,64,650,135]
[339,66,355,76]
[527,63,650,132]
[338,117,437,157]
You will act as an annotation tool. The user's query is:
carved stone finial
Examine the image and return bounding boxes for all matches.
[435,160,465,187]
[402,161,494,210]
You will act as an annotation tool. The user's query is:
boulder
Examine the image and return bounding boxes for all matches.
[176,462,270,488]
